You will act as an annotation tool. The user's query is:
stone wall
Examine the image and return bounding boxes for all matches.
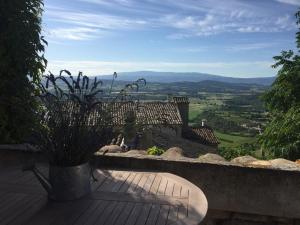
[93,152,300,225]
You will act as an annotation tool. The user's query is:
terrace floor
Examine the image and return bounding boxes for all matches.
[0,164,207,225]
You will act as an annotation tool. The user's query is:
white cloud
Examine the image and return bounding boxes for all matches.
[275,0,300,6]
[226,43,275,52]
[275,15,297,30]
[46,60,274,77]
[173,47,209,53]
[46,10,147,30]
[80,0,134,6]
[162,14,226,37]
[44,7,148,40]
[238,26,262,33]
[44,0,298,41]
[48,27,105,40]
[156,0,298,38]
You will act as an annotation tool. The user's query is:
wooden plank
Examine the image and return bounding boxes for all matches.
[0,193,27,217]
[155,205,170,225]
[0,183,46,196]
[49,200,94,225]
[118,172,136,193]
[97,171,120,192]
[0,168,206,225]
[177,204,188,220]
[15,172,36,185]
[135,173,149,194]
[172,183,181,197]
[157,177,168,195]
[166,206,178,225]
[113,202,135,225]
[165,181,175,196]
[111,172,130,192]
[180,187,189,198]
[91,170,108,192]
[126,173,142,193]
[91,191,187,206]
[25,201,79,225]
[0,192,17,209]
[7,196,47,225]
[149,175,162,195]
[1,194,41,225]
[0,192,9,203]
[24,175,41,186]
[73,200,108,225]
[103,201,127,225]
[142,174,156,194]
[134,203,152,225]
[145,204,161,225]
[90,200,117,225]
[124,203,143,225]
[0,169,26,182]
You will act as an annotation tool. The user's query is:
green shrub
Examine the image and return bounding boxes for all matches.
[218,143,257,160]
[147,146,165,156]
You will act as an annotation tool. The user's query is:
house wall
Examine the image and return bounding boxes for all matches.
[176,102,189,130]
[139,126,182,149]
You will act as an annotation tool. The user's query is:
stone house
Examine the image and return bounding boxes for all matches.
[92,97,219,154]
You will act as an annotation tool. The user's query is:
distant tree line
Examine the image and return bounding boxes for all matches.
[192,110,249,134]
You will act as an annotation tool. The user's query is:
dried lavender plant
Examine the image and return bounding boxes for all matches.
[36,70,146,166]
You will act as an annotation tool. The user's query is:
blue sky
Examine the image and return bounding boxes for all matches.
[43,0,299,77]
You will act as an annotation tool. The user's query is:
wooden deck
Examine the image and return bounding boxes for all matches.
[0,165,207,225]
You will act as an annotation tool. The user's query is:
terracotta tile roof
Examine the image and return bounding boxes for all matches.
[94,102,183,125]
[183,126,219,145]
[58,101,183,126]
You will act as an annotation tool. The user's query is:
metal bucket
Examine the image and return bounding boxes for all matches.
[48,163,91,201]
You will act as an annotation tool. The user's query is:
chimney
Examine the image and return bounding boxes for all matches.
[172,96,189,130]
[201,119,207,127]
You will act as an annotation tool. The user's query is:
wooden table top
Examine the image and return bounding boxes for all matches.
[0,165,207,225]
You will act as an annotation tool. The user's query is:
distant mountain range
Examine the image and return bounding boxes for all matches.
[98,71,275,86]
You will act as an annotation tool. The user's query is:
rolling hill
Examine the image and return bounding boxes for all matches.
[98,71,275,86]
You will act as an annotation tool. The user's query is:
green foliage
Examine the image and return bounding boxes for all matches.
[260,10,300,160]
[147,146,165,156]
[260,106,300,160]
[0,0,47,143]
[215,131,257,148]
[192,110,248,134]
[218,143,257,160]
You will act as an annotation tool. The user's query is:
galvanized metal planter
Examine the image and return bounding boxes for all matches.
[30,163,91,201]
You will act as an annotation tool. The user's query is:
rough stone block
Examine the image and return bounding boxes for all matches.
[232,212,270,222]
[206,209,232,219]
[221,219,269,225]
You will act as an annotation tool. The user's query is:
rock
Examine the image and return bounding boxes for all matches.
[98,145,122,154]
[231,156,257,165]
[247,160,271,168]
[198,153,226,162]
[295,159,300,165]
[269,158,300,170]
[161,147,184,159]
[232,212,269,222]
[123,150,147,156]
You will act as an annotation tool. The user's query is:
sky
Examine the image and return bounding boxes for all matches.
[43,0,300,77]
